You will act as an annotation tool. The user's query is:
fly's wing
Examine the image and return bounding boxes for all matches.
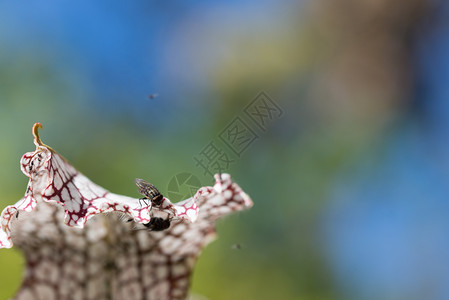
[135,178,162,199]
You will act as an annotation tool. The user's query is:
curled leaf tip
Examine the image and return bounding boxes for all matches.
[32,122,44,147]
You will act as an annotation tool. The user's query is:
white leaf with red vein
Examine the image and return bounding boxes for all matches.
[0,123,253,300]
[0,124,203,249]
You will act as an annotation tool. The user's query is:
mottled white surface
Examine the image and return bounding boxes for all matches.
[1,124,253,300]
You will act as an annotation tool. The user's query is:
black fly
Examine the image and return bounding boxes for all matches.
[135,178,164,206]
[134,178,172,231]
[127,216,172,231]
[143,216,171,231]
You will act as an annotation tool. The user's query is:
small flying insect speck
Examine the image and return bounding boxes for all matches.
[148,93,159,100]
[231,243,242,250]
[135,178,164,206]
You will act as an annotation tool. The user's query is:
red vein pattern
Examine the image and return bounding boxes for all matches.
[0,123,253,300]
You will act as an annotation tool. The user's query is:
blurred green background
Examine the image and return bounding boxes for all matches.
[2,0,449,299]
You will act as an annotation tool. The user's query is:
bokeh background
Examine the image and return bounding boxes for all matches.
[1,0,449,299]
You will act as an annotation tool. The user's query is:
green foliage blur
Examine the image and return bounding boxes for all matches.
[0,63,355,300]
[0,55,348,300]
